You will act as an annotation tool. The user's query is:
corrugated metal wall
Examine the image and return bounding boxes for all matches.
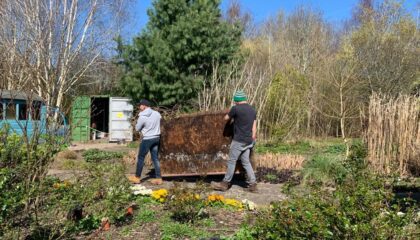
[109,97,133,142]
[70,96,133,142]
[71,96,91,142]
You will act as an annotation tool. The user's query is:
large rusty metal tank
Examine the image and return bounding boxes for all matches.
[159,111,237,176]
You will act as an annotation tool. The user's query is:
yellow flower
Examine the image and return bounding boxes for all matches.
[156,189,168,197]
[194,194,200,200]
[151,189,168,202]
[224,198,243,209]
[53,181,71,189]
[63,180,71,187]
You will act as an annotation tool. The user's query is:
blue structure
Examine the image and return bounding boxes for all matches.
[0,90,67,136]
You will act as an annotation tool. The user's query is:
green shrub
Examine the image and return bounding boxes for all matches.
[250,178,417,239]
[0,125,133,239]
[324,143,347,154]
[229,226,254,240]
[166,183,209,223]
[27,162,133,237]
[69,163,132,223]
[70,215,101,232]
[0,127,62,235]
[263,69,310,141]
[301,155,347,186]
[0,167,26,225]
[246,142,418,240]
[344,140,368,175]
[82,148,124,162]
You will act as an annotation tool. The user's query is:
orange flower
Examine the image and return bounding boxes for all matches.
[208,194,225,202]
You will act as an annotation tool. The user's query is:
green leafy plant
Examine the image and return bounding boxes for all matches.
[31,162,134,238]
[256,140,312,154]
[161,221,210,240]
[229,226,255,240]
[166,182,209,223]
[70,215,101,232]
[126,142,139,149]
[75,163,133,223]
[135,209,155,224]
[324,143,347,154]
[0,127,62,236]
[82,148,124,162]
[264,174,278,182]
[0,167,26,225]
[247,142,418,240]
[301,155,347,186]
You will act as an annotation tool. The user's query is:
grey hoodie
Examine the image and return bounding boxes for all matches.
[135,108,161,140]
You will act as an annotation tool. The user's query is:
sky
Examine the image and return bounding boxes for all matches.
[129,0,419,37]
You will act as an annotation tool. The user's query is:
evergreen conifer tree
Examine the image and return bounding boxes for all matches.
[118,0,242,106]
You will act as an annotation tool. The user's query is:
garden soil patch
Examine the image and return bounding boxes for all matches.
[79,204,250,240]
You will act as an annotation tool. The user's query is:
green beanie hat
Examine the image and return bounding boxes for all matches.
[233,90,247,102]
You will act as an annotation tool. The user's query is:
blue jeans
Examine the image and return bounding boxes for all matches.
[136,137,161,178]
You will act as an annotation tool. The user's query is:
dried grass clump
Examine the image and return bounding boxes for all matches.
[122,150,137,166]
[58,150,78,160]
[255,153,305,171]
[367,94,420,176]
[122,150,152,167]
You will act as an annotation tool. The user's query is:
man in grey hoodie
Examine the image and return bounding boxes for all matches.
[128,99,163,185]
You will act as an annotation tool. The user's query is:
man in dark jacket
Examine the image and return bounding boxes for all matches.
[211,90,257,192]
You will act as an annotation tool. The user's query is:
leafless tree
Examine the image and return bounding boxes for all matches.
[318,48,360,138]
[350,0,419,100]
[0,0,133,109]
[351,0,375,26]
[224,0,255,37]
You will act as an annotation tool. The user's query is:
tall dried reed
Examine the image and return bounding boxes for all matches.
[367,94,419,176]
[255,153,305,170]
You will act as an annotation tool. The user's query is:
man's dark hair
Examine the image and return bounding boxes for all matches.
[138,99,151,107]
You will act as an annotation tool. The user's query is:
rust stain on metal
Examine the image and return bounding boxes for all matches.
[160,111,234,176]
